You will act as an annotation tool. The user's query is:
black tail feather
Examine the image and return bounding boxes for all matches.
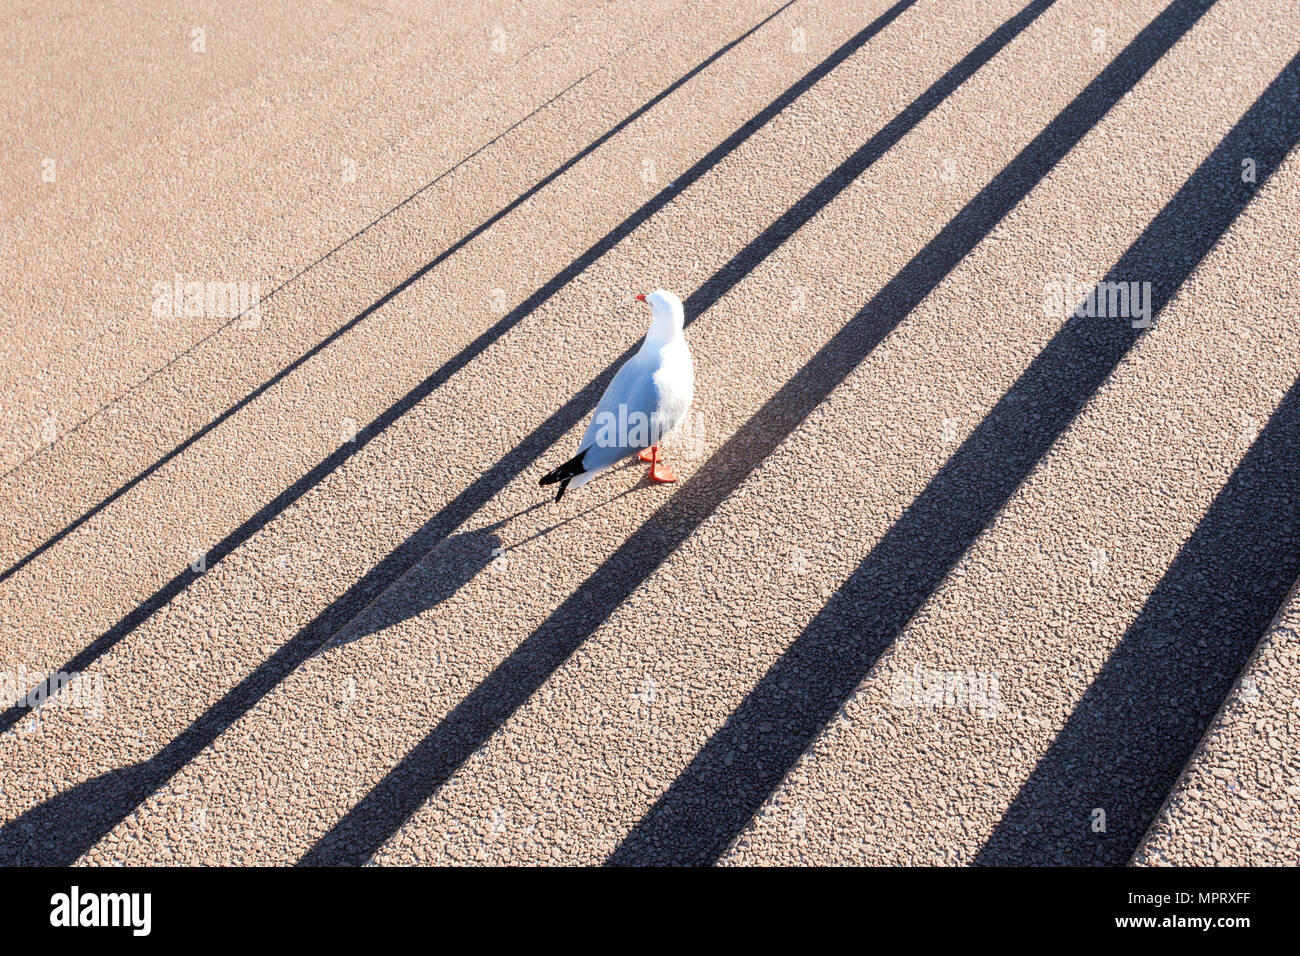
[539,449,587,501]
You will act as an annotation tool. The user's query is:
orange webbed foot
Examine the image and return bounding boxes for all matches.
[641,445,677,482]
[649,461,678,483]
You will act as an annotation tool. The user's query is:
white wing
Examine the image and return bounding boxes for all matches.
[576,353,662,475]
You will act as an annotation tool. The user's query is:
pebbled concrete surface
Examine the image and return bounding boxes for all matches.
[1,0,1297,866]
[1132,581,1300,866]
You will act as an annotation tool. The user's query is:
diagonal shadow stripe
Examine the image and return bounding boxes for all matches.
[0,0,901,734]
[301,0,1209,867]
[0,66,594,490]
[0,0,920,865]
[611,33,1300,867]
[0,1,805,587]
[975,376,1300,865]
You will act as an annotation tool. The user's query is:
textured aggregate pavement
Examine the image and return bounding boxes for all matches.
[1133,581,1300,866]
[1,0,1298,866]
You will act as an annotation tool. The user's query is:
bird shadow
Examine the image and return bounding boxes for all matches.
[324,526,504,650]
[325,484,643,650]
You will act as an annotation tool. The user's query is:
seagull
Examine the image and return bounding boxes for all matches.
[540,290,694,502]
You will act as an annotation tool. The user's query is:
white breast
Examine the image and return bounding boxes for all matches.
[652,338,694,440]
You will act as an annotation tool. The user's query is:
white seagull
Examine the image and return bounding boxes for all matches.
[540,289,694,501]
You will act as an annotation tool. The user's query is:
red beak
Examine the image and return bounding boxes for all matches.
[635,293,647,302]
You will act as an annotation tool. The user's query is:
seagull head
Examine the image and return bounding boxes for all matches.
[635,289,685,341]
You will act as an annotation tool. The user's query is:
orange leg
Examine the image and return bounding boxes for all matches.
[643,444,677,483]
